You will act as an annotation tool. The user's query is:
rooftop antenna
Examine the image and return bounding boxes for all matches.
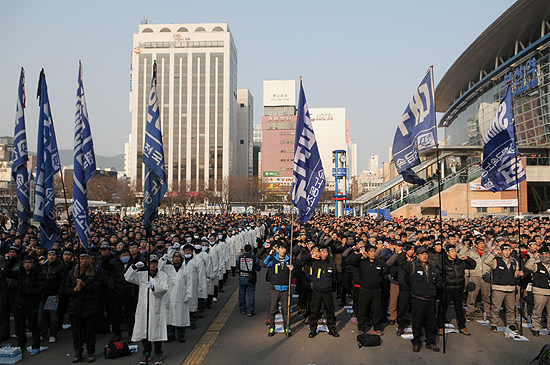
[222,17,227,23]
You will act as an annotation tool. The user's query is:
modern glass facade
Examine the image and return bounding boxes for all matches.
[444,37,550,150]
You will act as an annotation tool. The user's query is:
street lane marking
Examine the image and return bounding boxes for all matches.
[181,288,239,365]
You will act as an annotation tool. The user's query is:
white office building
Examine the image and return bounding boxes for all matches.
[129,22,238,192]
[309,108,356,184]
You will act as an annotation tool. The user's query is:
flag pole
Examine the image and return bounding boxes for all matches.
[509,82,523,335]
[287,209,294,335]
[431,65,446,353]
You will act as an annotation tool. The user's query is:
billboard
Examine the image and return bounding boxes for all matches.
[263,80,296,107]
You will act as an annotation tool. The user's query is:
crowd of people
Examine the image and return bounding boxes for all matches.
[0,212,266,364]
[0,211,548,362]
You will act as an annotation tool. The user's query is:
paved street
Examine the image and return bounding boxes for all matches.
[2,269,547,365]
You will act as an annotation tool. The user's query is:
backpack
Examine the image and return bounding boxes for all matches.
[357,333,382,348]
[104,341,131,360]
[533,343,550,365]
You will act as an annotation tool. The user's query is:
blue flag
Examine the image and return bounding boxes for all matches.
[12,68,31,236]
[392,68,437,185]
[34,70,61,250]
[481,85,525,192]
[73,62,96,249]
[291,82,326,223]
[143,62,166,230]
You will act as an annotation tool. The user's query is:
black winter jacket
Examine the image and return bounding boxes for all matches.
[435,256,476,294]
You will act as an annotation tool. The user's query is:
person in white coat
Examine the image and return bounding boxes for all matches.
[194,241,212,316]
[183,244,206,327]
[206,237,220,304]
[125,255,168,365]
[159,251,192,343]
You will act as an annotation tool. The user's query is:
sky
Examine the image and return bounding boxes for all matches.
[0,0,517,172]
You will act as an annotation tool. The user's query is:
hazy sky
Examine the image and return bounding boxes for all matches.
[0,0,516,171]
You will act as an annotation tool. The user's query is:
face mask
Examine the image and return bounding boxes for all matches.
[218,235,223,239]
[194,235,199,239]
[187,238,192,243]
[210,241,216,246]
[194,244,202,250]
[202,246,208,251]
[184,254,192,259]
[121,257,130,263]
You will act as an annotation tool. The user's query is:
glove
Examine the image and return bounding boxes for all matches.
[206,278,210,283]
[183,297,190,303]
[173,242,181,249]
[162,254,170,261]
[134,261,145,269]
[146,282,154,290]
[198,287,203,292]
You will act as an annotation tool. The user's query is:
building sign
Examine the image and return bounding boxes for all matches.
[505,57,538,97]
[471,199,518,207]
[263,80,296,107]
[266,116,294,122]
[470,182,517,191]
[263,176,292,186]
[263,171,279,177]
[332,167,347,177]
[311,113,333,122]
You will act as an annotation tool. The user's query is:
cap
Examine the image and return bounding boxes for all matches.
[445,245,457,252]
[416,247,428,255]
[149,254,160,262]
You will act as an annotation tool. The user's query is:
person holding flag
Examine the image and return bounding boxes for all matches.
[12,67,31,238]
[34,69,61,250]
[73,62,96,250]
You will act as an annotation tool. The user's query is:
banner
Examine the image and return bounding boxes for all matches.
[12,68,31,236]
[481,84,526,191]
[34,70,61,249]
[73,62,96,249]
[142,62,166,230]
[291,82,326,222]
[392,68,436,184]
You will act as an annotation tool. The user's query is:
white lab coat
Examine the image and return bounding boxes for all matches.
[197,251,215,295]
[125,266,168,342]
[159,260,192,327]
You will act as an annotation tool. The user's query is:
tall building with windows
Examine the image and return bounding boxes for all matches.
[236,89,253,176]
[129,22,238,192]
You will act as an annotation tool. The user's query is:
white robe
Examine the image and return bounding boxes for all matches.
[125,267,168,342]
[159,260,192,327]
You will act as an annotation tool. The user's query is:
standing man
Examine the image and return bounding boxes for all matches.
[397,247,440,353]
[264,243,293,337]
[484,243,523,332]
[65,253,100,363]
[237,244,261,316]
[125,255,168,365]
[38,249,65,343]
[436,245,476,336]
[524,246,549,336]
[308,247,339,338]
[462,237,492,321]
[347,245,385,336]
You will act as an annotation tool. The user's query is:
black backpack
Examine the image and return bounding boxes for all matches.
[532,343,550,365]
[104,341,132,359]
[357,333,382,348]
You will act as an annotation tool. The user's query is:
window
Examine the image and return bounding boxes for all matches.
[281,159,286,162]
[240,140,244,144]
[281,150,285,153]
[240,103,245,107]
[476,207,488,213]
[280,141,286,144]
[503,207,516,213]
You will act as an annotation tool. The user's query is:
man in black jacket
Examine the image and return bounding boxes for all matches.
[5,256,46,356]
[307,247,339,338]
[0,246,20,342]
[397,247,440,353]
[347,245,385,336]
[436,245,476,336]
[38,250,65,343]
[65,253,100,363]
